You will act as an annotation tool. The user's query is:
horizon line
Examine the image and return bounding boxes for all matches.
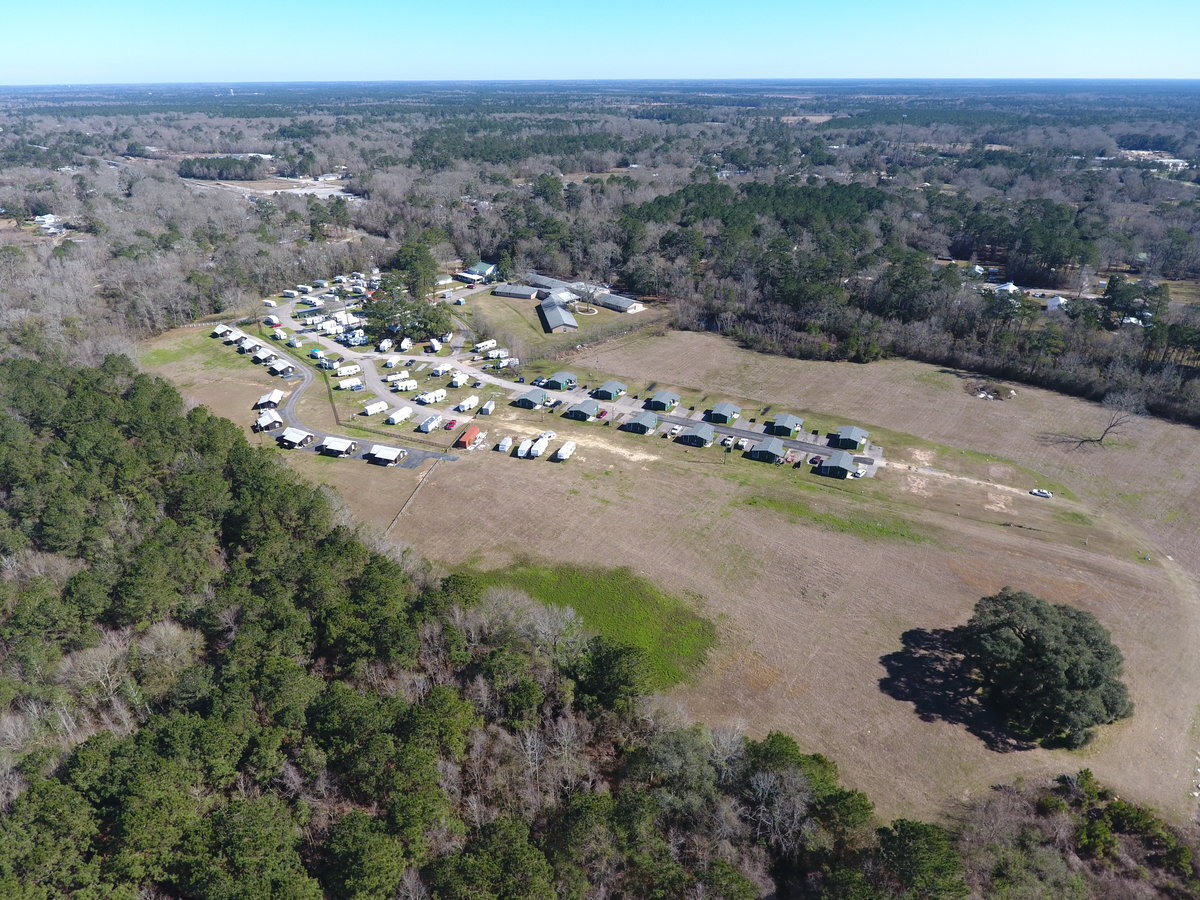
[4,76,1200,90]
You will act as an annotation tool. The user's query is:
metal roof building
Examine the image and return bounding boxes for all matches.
[647,390,681,411]
[278,427,314,448]
[256,389,284,409]
[834,425,869,450]
[254,410,284,432]
[546,372,576,390]
[710,402,742,424]
[624,411,659,434]
[493,284,539,299]
[678,423,716,447]
[593,380,627,400]
[749,436,787,462]
[768,413,804,436]
[369,445,407,466]
[538,297,578,333]
[818,449,858,477]
[564,399,600,420]
[321,437,357,457]
[514,388,548,408]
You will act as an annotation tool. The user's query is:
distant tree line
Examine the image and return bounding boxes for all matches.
[177,156,266,180]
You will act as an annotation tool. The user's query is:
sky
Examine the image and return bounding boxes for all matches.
[3,0,1198,85]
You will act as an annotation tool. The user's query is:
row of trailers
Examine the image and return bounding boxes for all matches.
[211,323,298,377]
[495,431,575,461]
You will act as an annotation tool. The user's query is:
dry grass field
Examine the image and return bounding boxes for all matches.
[140,326,1200,824]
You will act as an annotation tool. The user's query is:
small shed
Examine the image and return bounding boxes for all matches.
[564,399,600,421]
[678,423,716,447]
[254,410,284,432]
[513,388,548,409]
[749,436,786,462]
[278,427,314,449]
[545,372,577,391]
[455,425,481,448]
[321,437,357,457]
[767,413,804,436]
[709,402,742,424]
[593,380,627,400]
[818,450,858,478]
[624,411,658,434]
[647,390,680,411]
[834,425,869,451]
[256,389,284,409]
[369,445,407,467]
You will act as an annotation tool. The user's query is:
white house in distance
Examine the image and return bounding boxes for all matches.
[455,261,498,284]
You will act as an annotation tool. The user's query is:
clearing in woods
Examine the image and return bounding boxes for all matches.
[140,325,1200,824]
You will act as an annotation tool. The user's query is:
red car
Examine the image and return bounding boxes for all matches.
[445,419,457,430]
[597,410,608,419]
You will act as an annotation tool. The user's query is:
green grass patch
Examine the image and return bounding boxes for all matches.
[141,333,248,372]
[1053,509,1094,527]
[476,563,716,689]
[743,494,928,543]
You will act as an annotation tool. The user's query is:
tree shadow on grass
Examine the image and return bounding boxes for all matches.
[878,628,1036,753]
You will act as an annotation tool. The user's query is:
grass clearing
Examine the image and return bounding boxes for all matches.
[742,493,929,542]
[1054,509,1094,527]
[477,562,717,690]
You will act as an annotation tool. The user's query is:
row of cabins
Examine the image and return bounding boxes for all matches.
[274,428,407,466]
[211,324,297,376]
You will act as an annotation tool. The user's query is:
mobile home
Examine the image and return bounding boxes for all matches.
[362,400,388,417]
[337,377,364,391]
[335,364,362,377]
[391,379,419,392]
[419,414,443,433]
[386,407,413,425]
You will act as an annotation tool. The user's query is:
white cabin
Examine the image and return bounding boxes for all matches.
[457,395,480,412]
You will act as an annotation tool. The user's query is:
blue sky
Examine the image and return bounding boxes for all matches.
[3,0,1197,84]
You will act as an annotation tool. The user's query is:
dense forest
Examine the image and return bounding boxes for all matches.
[0,357,1194,898]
